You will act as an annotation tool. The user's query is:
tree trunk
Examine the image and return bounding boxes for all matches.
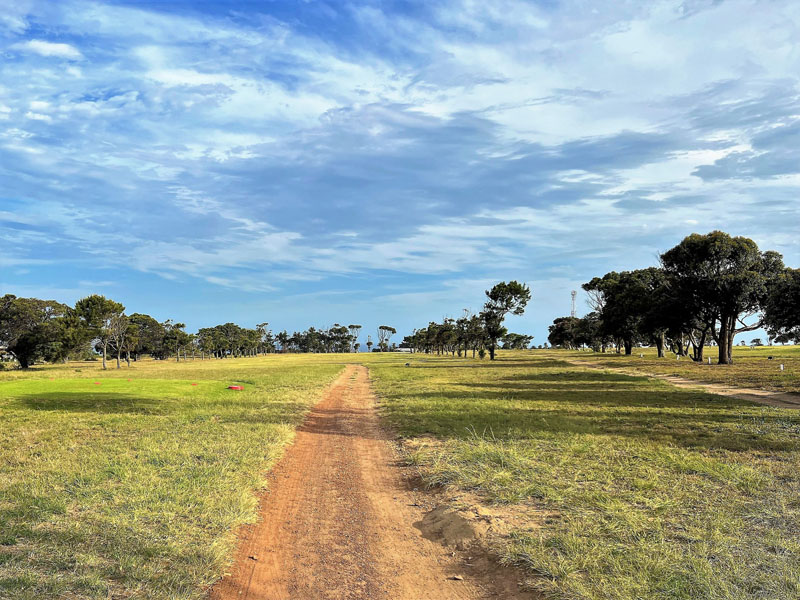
[116,347,121,369]
[102,344,107,370]
[655,333,665,358]
[718,318,732,364]
[624,339,633,355]
[126,350,131,367]
[488,344,496,360]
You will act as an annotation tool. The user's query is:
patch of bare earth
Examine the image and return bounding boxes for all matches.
[209,365,534,600]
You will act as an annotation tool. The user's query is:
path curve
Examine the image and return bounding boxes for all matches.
[566,358,800,409]
[210,364,529,600]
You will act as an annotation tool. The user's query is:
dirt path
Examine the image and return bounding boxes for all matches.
[210,364,530,600]
[566,359,800,409]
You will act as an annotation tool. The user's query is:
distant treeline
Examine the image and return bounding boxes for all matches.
[0,294,399,370]
[547,231,800,364]
[401,281,533,359]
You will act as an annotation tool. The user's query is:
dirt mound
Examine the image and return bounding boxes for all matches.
[416,506,490,550]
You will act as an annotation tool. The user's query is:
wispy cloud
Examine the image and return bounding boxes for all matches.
[0,0,798,338]
[11,39,83,59]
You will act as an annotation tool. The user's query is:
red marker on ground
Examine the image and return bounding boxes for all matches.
[227,385,244,391]
[191,383,198,386]
[93,382,101,385]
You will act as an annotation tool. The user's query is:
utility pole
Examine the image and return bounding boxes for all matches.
[570,290,577,318]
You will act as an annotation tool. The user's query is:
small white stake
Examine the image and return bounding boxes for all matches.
[708,357,711,365]
[780,364,785,371]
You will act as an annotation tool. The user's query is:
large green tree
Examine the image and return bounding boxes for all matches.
[584,268,671,356]
[0,295,70,368]
[74,294,125,370]
[128,313,165,359]
[481,281,531,360]
[763,268,800,344]
[547,316,581,349]
[661,231,784,364]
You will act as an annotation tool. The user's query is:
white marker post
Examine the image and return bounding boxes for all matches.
[708,357,712,365]
[780,364,785,371]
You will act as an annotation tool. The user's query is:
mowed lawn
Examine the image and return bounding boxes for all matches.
[370,351,800,600]
[0,356,345,599]
[564,345,800,394]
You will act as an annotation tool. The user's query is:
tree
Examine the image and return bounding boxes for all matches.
[74,295,125,370]
[162,320,190,361]
[750,338,763,347]
[547,316,581,349]
[377,325,396,351]
[763,268,800,344]
[348,324,361,352]
[108,313,129,369]
[128,313,165,359]
[481,281,531,360]
[0,295,70,368]
[366,335,373,353]
[121,322,139,366]
[501,333,533,349]
[661,231,784,364]
[584,268,671,356]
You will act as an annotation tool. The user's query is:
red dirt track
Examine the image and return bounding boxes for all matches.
[210,364,527,600]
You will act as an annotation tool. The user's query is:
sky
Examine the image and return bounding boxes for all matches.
[1,0,799,343]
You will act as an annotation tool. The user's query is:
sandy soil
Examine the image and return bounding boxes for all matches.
[209,364,532,600]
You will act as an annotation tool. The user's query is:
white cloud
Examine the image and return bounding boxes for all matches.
[12,39,83,60]
[24,111,52,122]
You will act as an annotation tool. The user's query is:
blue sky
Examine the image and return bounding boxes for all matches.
[1,0,799,343]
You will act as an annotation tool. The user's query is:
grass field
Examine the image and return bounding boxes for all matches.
[4,350,800,600]
[564,345,800,394]
[0,356,346,599]
[370,351,800,600]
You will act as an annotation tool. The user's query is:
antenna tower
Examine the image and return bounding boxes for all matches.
[570,290,577,318]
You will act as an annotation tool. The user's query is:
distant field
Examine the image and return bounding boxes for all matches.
[563,345,800,393]
[371,352,800,600]
[0,356,345,599]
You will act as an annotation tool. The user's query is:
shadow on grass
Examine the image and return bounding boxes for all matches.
[386,384,800,452]
[407,358,574,369]
[10,392,164,414]
[8,393,312,423]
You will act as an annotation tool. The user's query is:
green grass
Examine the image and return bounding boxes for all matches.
[5,350,800,600]
[564,345,800,394]
[0,355,345,599]
[370,351,800,600]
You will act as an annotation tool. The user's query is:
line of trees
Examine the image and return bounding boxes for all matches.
[547,231,800,364]
[0,292,403,369]
[402,281,532,359]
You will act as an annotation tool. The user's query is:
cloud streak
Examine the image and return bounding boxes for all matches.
[0,0,798,339]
